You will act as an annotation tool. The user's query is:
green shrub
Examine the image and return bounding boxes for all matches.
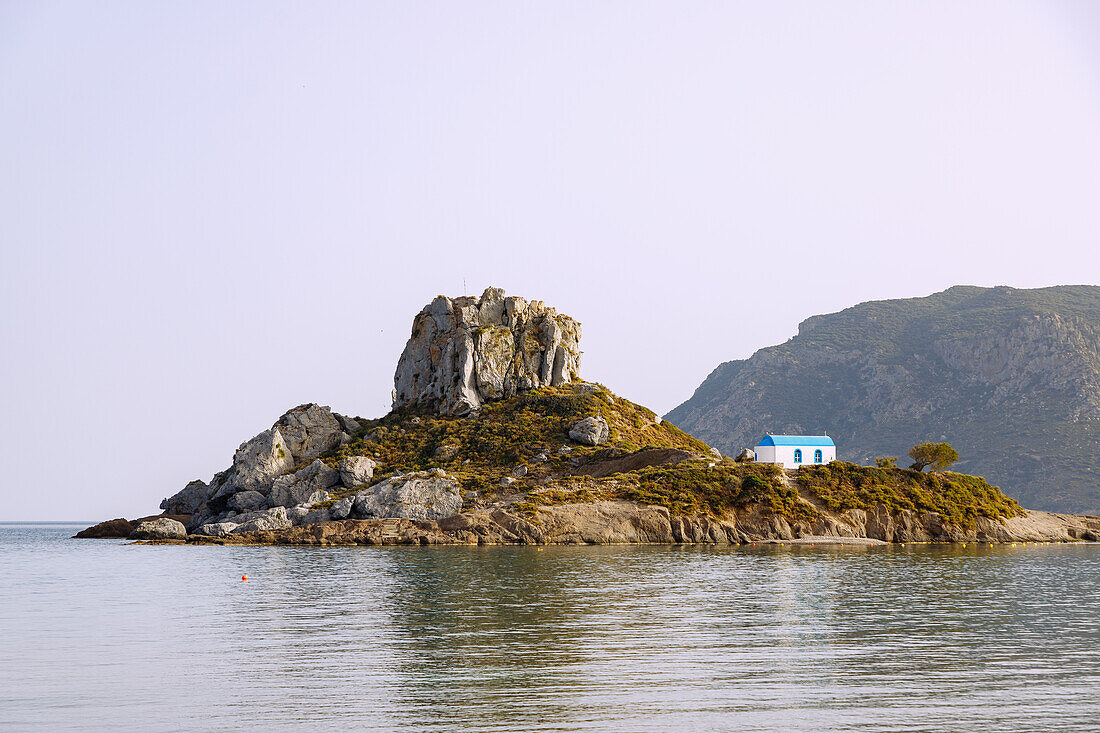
[610,461,815,521]
[738,475,770,503]
[797,461,1024,529]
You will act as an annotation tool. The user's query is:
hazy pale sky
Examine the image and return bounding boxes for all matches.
[2,1,1099,520]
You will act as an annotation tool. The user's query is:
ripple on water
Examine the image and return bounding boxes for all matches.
[1,527,1099,732]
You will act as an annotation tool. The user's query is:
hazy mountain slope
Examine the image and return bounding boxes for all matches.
[665,285,1100,514]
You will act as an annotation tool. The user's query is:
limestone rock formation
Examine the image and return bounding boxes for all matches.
[160,480,209,515]
[227,490,267,513]
[276,404,347,463]
[393,287,582,415]
[569,416,610,446]
[195,522,238,538]
[166,403,360,530]
[129,517,187,540]
[299,508,332,525]
[329,496,355,520]
[230,428,294,493]
[337,456,376,488]
[231,506,292,533]
[352,471,463,520]
[285,505,313,524]
[269,460,339,508]
[75,515,189,539]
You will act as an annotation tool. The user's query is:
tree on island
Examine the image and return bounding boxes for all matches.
[908,441,959,472]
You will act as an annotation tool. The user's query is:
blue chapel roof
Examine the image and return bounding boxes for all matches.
[756,434,835,447]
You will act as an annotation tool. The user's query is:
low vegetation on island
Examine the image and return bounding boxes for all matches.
[304,384,1025,532]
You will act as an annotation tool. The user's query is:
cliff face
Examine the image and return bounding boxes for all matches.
[393,288,582,415]
[665,285,1100,515]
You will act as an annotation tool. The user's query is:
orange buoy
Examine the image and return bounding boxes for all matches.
[241,574,248,582]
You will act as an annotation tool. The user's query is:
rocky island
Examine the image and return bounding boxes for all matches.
[78,288,1100,546]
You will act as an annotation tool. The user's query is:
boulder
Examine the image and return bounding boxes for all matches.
[275,404,345,463]
[231,507,291,533]
[269,460,339,508]
[74,518,134,539]
[225,508,271,523]
[286,505,312,524]
[329,496,355,520]
[275,486,332,510]
[511,465,528,477]
[129,518,188,541]
[227,490,268,513]
[160,480,209,515]
[231,428,294,493]
[433,444,459,462]
[203,468,239,512]
[393,288,582,416]
[352,472,463,520]
[186,507,222,532]
[334,413,361,435]
[736,448,756,463]
[194,405,346,513]
[569,416,610,446]
[195,522,239,537]
[338,456,376,488]
[77,514,191,539]
[300,508,332,525]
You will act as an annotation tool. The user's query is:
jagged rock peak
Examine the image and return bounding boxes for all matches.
[393,287,582,415]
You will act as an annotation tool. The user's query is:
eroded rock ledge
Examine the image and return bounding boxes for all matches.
[166,501,1100,547]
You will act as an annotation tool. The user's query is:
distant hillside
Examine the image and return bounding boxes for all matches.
[665,285,1100,515]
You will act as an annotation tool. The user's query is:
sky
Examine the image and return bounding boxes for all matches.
[2,1,1099,521]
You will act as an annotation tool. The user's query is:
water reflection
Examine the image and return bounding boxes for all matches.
[1,528,1099,732]
[380,548,603,730]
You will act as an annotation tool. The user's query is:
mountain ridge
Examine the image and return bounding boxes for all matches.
[665,285,1100,514]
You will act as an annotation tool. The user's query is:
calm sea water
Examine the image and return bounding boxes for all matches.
[1,524,1099,732]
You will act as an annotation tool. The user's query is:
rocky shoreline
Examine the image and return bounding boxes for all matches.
[108,499,1100,547]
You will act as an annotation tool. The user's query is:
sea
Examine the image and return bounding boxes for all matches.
[1,523,1098,732]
